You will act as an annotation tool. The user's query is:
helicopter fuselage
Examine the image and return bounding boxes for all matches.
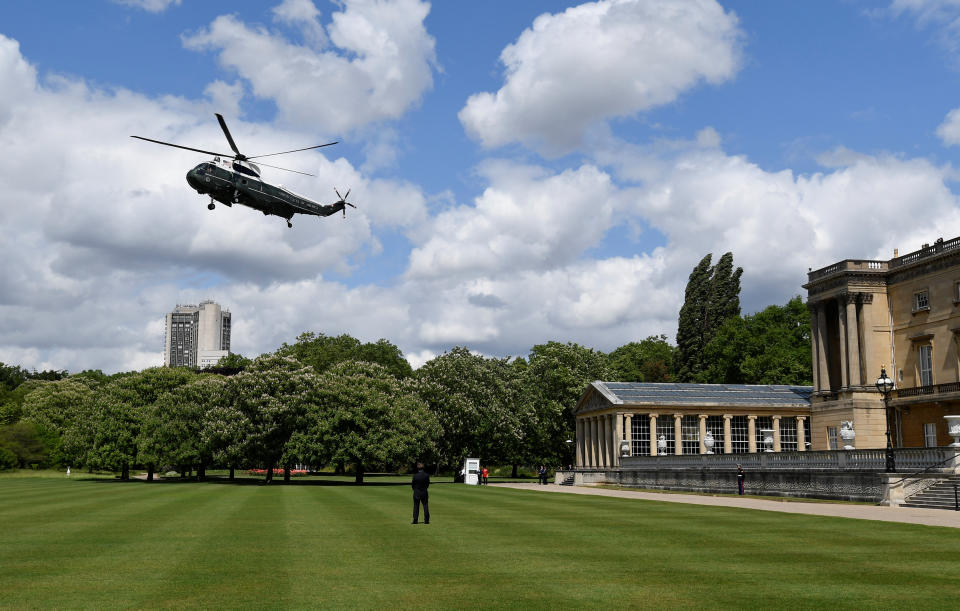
[186,157,346,221]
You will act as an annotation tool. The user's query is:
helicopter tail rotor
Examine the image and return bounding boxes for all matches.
[334,188,356,218]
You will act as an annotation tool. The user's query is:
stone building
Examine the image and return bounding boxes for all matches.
[574,382,812,469]
[805,235,960,450]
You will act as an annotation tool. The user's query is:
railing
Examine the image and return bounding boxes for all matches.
[889,236,960,269]
[895,382,960,399]
[807,259,887,282]
[616,447,956,473]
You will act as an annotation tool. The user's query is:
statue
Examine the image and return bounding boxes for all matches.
[840,420,856,450]
[657,434,667,453]
[704,431,715,454]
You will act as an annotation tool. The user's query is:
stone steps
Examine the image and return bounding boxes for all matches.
[902,477,960,510]
[559,473,575,486]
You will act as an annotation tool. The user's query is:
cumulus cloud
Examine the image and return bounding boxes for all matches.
[459,0,742,155]
[183,0,437,134]
[0,33,427,372]
[937,107,960,145]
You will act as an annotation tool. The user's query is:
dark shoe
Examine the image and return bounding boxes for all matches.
[424,522,429,524]
[412,521,418,524]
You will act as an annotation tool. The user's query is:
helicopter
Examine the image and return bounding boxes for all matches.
[132,114,354,228]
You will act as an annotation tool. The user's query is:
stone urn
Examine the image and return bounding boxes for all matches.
[839,420,856,450]
[704,431,715,454]
[657,435,667,454]
[620,439,630,457]
[760,428,774,452]
[945,415,960,447]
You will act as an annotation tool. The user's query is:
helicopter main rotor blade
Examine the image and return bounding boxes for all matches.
[247,142,338,159]
[215,113,243,158]
[130,136,231,158]
[253,160,316,177]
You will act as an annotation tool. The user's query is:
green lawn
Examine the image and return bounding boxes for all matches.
[2,474,959,609]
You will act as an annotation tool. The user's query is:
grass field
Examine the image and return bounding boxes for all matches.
[2,473,960,609]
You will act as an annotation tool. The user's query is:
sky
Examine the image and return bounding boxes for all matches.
[3,0,960,374]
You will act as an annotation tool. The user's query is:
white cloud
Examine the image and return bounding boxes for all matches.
[0,34,427,372]
[112,0,181,12]
[937,107,960,145]
[183,0,437,134]
[459,0,742,155]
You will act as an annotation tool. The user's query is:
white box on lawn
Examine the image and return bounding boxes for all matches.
[464,458,480,485]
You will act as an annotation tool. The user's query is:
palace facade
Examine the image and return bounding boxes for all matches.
[574,235,960,468]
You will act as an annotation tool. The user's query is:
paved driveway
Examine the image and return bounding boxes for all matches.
[493,482,960,529]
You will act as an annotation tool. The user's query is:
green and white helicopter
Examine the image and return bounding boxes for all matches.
[133,114,354,228]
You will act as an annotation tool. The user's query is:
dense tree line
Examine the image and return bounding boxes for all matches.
[0,254,813,475]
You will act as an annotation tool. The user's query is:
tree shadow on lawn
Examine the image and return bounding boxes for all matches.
[91,473,461,487]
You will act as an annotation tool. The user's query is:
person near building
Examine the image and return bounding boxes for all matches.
[538,465,547,485]
[411,463,430,524]
[481,466,489,485]
[736,464,745,495]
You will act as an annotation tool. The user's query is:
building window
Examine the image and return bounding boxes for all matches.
[827,426,838,450]
[780,418,798,452]
[655,417,675,455]
[924,423,938,447]
[755,416,773,452]
[681,415,699,455]
[919,344,934,386]
[954,281,960,304]
[706,416,725,454]
[731,416,749,453]
[913,290,930,312]
[631,416,650,456]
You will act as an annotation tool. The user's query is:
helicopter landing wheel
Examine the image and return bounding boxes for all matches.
[207,202,215,210]
[287,221,293,229]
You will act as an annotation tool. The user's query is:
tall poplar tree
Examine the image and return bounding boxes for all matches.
[675,252,742,381]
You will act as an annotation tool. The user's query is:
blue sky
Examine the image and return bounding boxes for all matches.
[3,0,960,373]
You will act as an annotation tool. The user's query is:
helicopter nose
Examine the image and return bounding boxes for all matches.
[186,169,201,190]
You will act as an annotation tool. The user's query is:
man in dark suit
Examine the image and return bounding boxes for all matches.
[411,463,430,524]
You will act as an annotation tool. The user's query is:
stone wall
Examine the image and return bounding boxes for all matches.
[570,468,886,502]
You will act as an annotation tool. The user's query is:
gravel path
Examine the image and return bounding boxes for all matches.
[492,482,960,529]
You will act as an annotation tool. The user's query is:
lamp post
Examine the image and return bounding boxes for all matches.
[565,439,574,470]
[875,366,895,473]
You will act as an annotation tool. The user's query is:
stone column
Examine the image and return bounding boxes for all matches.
[649,413,658,456]
[747,415,757,453]
[837,296,849,388]
[624,413,633,458]
[860,293,875,387]
[698,414,708,454]
[599,415,608,468]
[589,417,597,467]
[772,415,782,452]
[809,302,821,392]
[575,418,583,467]
[797,416,807,452]
[723,414,733,454]
[614,413,623,466]
[674,414,683,455]
[846,294,861,387]
[816,305,830,391]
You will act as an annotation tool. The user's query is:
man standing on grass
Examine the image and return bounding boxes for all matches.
[412,463,430,524]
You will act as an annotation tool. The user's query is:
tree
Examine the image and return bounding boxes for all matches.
[205,354,317,482]
[139,376,227,481]
[698,296,812,385]
[70,368,197,479]
[19,377,99,466]
[277,332,413,379]
[608,335,676,382]
[676,252,742,381]
[292,361,440,483]
[0,422,49,468]
[523,342,612,466]
[415,347,528,470]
